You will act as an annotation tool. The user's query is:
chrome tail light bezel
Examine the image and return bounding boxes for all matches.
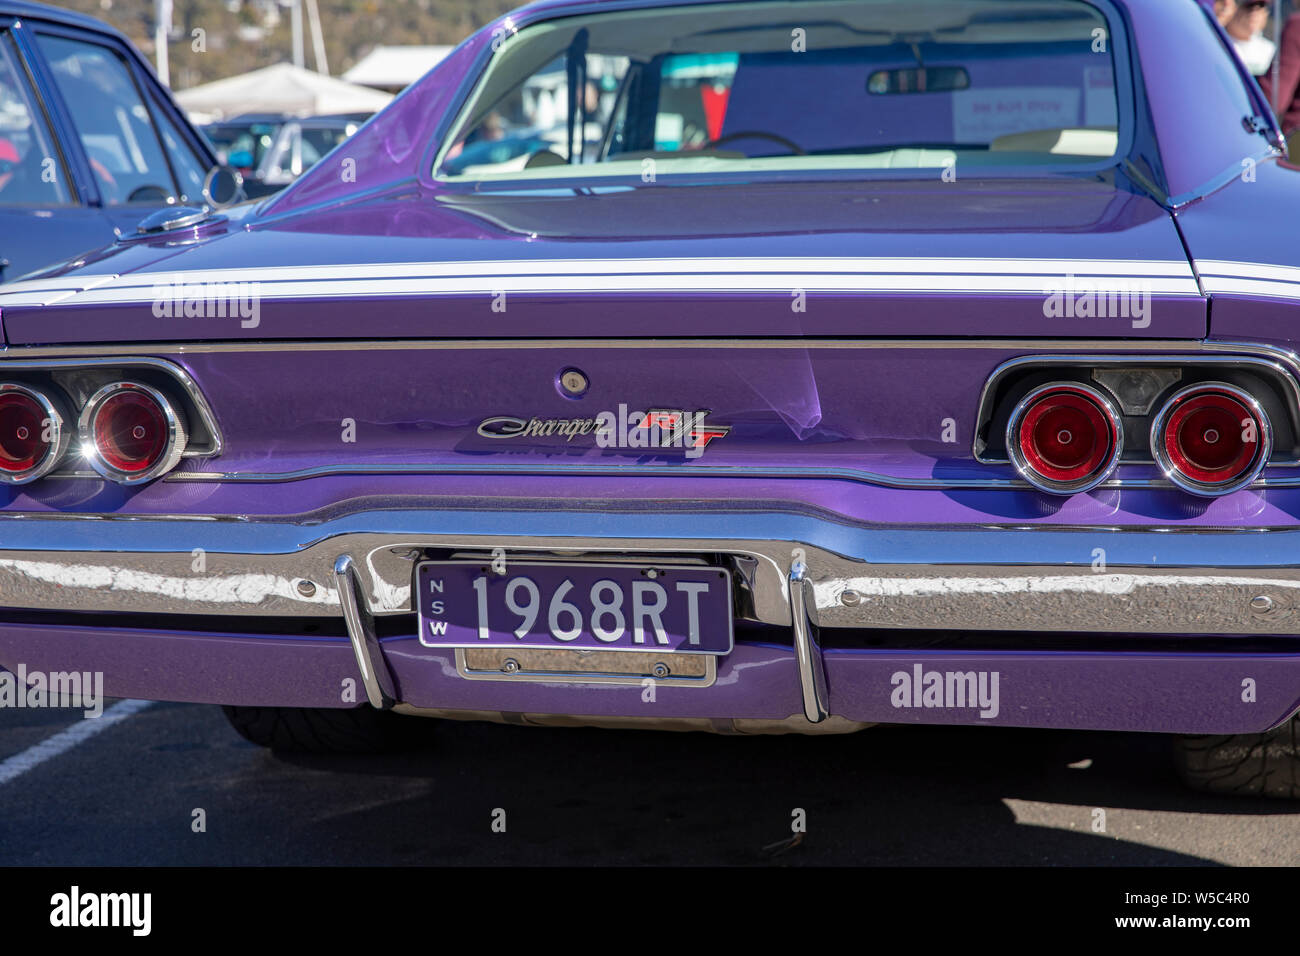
[0,382,72,484]
[78,381,189,485]
[1150,382,1272,497]
[1006,381,1124,495]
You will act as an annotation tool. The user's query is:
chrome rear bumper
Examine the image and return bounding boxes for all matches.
[0,507,1297,632]
[2,504,1299,733]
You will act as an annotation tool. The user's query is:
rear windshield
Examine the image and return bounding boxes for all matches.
[436,0,1121,183]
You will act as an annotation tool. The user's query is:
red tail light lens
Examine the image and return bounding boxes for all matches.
[1151,383,1270,496]
[94,392,167,472]
[1006,383,1122,494]
[0,392,45,472]
[80,383,187,484]
[0,384,69,483]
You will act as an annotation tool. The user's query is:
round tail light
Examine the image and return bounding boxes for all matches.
[1006,382,1123,494]
[79,382,187,484]
[0,384,70,484]
[1151,383,1270,496]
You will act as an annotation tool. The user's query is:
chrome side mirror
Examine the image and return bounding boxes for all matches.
[203,164,245,208]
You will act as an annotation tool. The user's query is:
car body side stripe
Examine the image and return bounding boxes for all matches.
[48,272,1202,305]
[0,257,1199,307]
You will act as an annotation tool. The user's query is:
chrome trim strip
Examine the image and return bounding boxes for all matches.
[789,559,828,722]
[1165,145,1284,209]
[164,460,1033,488]
[1203,340,1300,373]
[333,554,398,710]
[159,458,1300,490]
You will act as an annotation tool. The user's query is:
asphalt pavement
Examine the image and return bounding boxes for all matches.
[0,699,1297,866]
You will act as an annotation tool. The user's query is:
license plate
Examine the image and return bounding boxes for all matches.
[415,561,733,654]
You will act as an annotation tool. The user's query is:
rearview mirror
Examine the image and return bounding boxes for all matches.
[867,66,970,94]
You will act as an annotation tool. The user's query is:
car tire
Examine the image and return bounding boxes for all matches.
[1174,713,1300,799]
[221,705,429,754]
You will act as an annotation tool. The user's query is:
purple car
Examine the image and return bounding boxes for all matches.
[0,0,1298,798]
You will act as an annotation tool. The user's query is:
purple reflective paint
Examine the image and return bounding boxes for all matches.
[1,179,1205,343]
[3,471,1296,530]
[1,0,1300,739]
[2,625,1296,734]
[259,32,493,216]
[824,649,1300,734]
[0,623,357,708]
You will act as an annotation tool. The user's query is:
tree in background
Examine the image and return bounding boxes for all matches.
[58,0,518,89]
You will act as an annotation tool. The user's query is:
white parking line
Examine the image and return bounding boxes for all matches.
[0,699,154,787]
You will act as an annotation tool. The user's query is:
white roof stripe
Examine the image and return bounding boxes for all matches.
[0,290,82,307]
[0,256,1195,295]
[0,274,118,296]
[1199,276,1300,300]
[49,273,1202,306]
[0,258,1205,308]
[1196,259,1300,285]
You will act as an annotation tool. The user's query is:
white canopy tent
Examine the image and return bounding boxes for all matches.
[175,63,393,122]
[342,45,453,92]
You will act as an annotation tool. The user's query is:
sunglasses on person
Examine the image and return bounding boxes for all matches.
[1242,1,1271,10]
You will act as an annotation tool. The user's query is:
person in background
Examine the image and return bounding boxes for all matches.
[1260,12,1300,154]
[1216,0,1239,27]
[1226,0,1277,75]
[0,137,18,195]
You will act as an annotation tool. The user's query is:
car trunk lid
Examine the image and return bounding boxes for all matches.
[0,178,1205,343]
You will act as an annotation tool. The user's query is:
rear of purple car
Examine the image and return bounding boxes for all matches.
[1,0,1299,796]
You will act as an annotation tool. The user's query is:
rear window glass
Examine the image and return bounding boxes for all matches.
[0,32,71,205]
[38,34,179,204]
[437,0,1122,182]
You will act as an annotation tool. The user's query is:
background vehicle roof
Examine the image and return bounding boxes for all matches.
[2,1,133,38]
[517,0,763,10]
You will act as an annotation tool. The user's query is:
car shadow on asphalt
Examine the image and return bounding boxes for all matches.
[250,716,1296,865]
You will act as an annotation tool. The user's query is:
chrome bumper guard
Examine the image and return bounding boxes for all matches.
[334,554,397,710]
[789,559,829,722]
